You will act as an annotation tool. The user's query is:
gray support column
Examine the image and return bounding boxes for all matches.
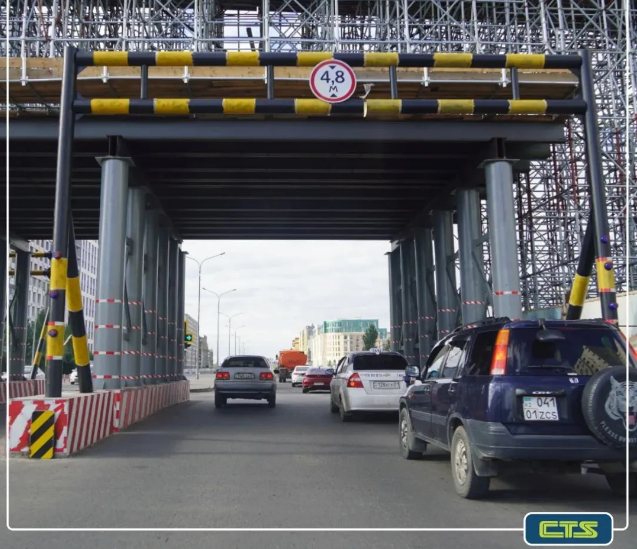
[433,210,457,339]
[457,189,488,325]
[121,187,146,387]
[0,239,6,355]
[176,249,186,378]
[9,249,30,379]
[156,225,169,382]
[414,227,437,367]
[387,249,402,352]
[399,239,417,365]
[485,160,523,320]
[94,157,130,390]
[167,238,179,380]
[141,208,159,384]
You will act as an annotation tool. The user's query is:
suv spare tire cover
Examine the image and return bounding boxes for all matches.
[581,366,637,449]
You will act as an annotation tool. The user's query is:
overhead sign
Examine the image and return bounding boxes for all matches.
[309,59,357,103]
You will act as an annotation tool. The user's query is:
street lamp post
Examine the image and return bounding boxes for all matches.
[231,325,246,354]
[221,312,243,357]
[185,252,225,380]
[202,288,236,368]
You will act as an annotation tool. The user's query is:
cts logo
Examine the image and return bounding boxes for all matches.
[524,513,613,546]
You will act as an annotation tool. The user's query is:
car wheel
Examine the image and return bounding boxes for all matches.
[215,394,226,408]
[605,473,636,498]
[302,388,309,394]
[450,426,490,499]
[267,394,276,408]
[330,394,339,414]
[339,397,353,422]
[399,408,426,460]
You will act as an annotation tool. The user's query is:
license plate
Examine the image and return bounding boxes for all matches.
[234,373,254,380]
[523,396,559,421]
[372,381,400,390]
[315,382,326,386]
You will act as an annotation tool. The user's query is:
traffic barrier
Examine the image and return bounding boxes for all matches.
[29,410,55,459]
[0,380,46,404]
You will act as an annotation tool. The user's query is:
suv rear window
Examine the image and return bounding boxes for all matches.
[222,357,269,369]
[353,354,408,371]
[508,328,631,375]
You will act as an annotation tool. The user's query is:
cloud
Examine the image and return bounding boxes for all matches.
[182,240,390,362]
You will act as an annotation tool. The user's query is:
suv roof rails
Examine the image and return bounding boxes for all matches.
[452,316,512,334]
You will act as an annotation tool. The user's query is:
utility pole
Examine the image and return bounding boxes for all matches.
[203,288,236,367]
[222,313,243,357]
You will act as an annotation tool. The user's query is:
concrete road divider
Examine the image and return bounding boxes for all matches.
[1,380,46,404]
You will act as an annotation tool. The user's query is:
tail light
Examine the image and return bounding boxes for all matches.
[618,330,637,361]
[347,373,364,388]
[490,329,510,376]
[216,371,230,380]
[260,371,274,380]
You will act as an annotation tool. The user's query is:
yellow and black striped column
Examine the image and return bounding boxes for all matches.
[565,217,595,320]
[67,223,93,393]
[29,410,55,459]
[30,308,49,379]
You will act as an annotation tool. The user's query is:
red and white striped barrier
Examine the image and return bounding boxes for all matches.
[9,380,190,457]
[0,380,46,404]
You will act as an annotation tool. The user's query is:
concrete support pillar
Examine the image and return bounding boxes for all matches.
[94,157,130,390]
[156,225,170,382]
[121,187,146,387]
[0,239,6,356]
[9,249,30,379]
[176,250,186,379]
[433,210,457,339]
[399,239,417,365]
[457,189,487,325]
[141,208,159,384]
[387,249,402,352]
[167,238,179,380]
[485,160,523,320]
[414,227,436,367]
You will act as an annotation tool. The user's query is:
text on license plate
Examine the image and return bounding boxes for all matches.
[523,396,559,421]
[314,382,326,386]
[372,381,400,390]
[234,373,254,379]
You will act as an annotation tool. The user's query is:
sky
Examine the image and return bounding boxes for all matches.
[181,240,391,363]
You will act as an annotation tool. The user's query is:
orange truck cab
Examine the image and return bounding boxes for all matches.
[276,350,307,382]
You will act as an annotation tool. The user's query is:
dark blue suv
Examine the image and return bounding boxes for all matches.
[398,318,636,499]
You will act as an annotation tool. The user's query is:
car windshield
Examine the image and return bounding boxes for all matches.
[294,367,309,373]
[353,354,408,371]
[306,368,330,375]
[222,357,269,368]
[508,327,634,375]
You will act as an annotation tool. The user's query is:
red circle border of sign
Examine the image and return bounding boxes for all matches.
[309,60,357,104]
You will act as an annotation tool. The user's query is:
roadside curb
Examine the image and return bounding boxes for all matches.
[190,387,214,393]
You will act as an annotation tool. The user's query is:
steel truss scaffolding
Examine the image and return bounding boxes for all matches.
[3,0,636,311]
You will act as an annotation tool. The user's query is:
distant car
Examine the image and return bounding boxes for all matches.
[215,355,276,408]
[23,366,45,380]
[70,370,78,384]
[329,351,409,421]
[302,368,334,393]
[291,366,309,387]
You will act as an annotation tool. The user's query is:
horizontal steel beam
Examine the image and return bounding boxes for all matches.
[76,51,581,70]
[74,98,586,117]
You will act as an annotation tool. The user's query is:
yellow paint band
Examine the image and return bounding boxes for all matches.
[294,99,331,115]
[569,274,590,307]
[93,51,128,66]
[30,411,53,434]
[364,52,398,67]
[596,260,616,291]
[156,51,193,66]
[227,51,260,66]
[66,276,83,313]
[366,100,402,115]
[34,351,43,366]
[508,99,547,114]
[91,99,130,115]
[30,426,54,457]
[297,52,333,66]
[506,53,545,69]
[46,332,64,358]
[154,98,190,115]
[50,257,68,291]
[222,98,256,115]
[73,334,91,367]
[438,100,475,114]
[433,53,472,68]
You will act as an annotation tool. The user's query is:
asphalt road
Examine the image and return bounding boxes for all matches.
[1,384,635,549]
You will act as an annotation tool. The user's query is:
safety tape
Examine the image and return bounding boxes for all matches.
[47,321,65,327]
[402,320,418,325]
[95,298,123,303]
[46,355,64,360]
[93,374,120,379]
[95,324,122,329]
[128,301,143,305]
[419,316,435,320]
[438,308,456,313]
[494,290,519,296]
[439,329,450,334]
[93,351,122,356]
[122,351,141,355]
[462,301,485,305]
[144,309,157,314]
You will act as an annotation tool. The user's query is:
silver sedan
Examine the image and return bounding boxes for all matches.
[214,355,277,408]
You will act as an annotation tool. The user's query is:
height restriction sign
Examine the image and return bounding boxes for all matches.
[309,59,357,103]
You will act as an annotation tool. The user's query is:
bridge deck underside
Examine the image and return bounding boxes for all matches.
[5,118,562,241]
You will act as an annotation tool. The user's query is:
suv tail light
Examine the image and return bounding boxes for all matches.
[260,371,274,380]
[216,371,230,380]
[618,330,637,361]
[490,329,510,376]
[347,373,364,388]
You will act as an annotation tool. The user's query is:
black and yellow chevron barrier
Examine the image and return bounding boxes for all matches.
[76,51,581,70]
[74,98,586,116]
[30,410,55,459]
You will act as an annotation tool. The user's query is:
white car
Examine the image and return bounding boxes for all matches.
[70,370,78,384]
[23,366,45,380]
[329,351,409,422]
[291,366,309,387]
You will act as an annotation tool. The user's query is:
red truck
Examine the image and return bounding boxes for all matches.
[275,350,307,382]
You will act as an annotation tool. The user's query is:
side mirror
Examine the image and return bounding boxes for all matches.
[405,365,420,378]
[325,368,335,376]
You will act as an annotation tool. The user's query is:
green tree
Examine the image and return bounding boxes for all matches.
[26,309,47,366]
[382,339,391,351]
[363,324,379,351]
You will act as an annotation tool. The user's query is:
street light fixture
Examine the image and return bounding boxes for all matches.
[220,312,243,357]
[229,325,246,354]
[202,287,236,368]
[184,252,225,379]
